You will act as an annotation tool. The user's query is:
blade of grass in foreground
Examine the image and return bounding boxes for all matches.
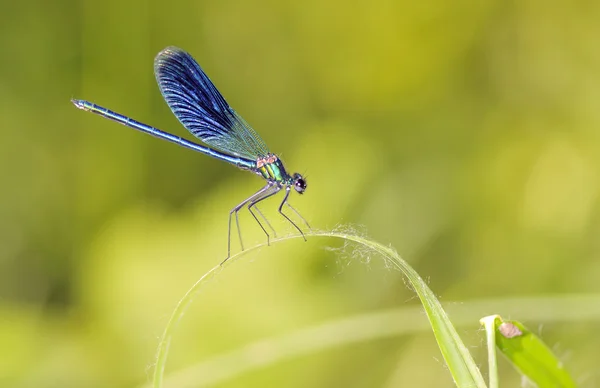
[152,229,486,388]
[480,315,576,388]
[147,294,600,388]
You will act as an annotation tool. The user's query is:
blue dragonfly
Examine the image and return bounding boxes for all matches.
[72,47,309,262]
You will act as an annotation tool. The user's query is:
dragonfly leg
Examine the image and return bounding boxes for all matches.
[247,185,282,246]
[278,187,307,241]
[227,184,273,260]
[254,205,278,238]
[286,202,311,230]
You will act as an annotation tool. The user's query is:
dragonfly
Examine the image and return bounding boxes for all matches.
[72,46,309,262]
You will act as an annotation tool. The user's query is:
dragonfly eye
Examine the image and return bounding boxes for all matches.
[293,174,307,194]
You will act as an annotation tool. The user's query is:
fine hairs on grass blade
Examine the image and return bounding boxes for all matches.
[151,229,486,388]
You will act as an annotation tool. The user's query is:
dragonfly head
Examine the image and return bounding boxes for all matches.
[292,173,307,194]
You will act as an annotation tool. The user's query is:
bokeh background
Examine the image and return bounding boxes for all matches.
[2,0,600,386]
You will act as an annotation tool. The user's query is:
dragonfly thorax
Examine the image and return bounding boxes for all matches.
[255,154,306,193]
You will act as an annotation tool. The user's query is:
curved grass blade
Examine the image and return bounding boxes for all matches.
[145,294,600,388]
[152,229,486,388]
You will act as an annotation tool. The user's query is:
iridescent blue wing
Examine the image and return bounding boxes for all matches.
[154,47,270,160]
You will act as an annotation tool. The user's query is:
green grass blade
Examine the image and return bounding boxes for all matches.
[149,295,600,388]
[336,231,486,388]
[480,316,500,388]
[152,229,485,388]
[480,315,576,388]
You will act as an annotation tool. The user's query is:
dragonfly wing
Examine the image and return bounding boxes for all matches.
[154,47,270,160]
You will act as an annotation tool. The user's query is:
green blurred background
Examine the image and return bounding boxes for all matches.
[2,0,600,386]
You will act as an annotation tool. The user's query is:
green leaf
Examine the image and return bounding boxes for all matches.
[481,315,576,388]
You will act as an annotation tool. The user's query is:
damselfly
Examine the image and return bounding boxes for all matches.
[72,47,309,262]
